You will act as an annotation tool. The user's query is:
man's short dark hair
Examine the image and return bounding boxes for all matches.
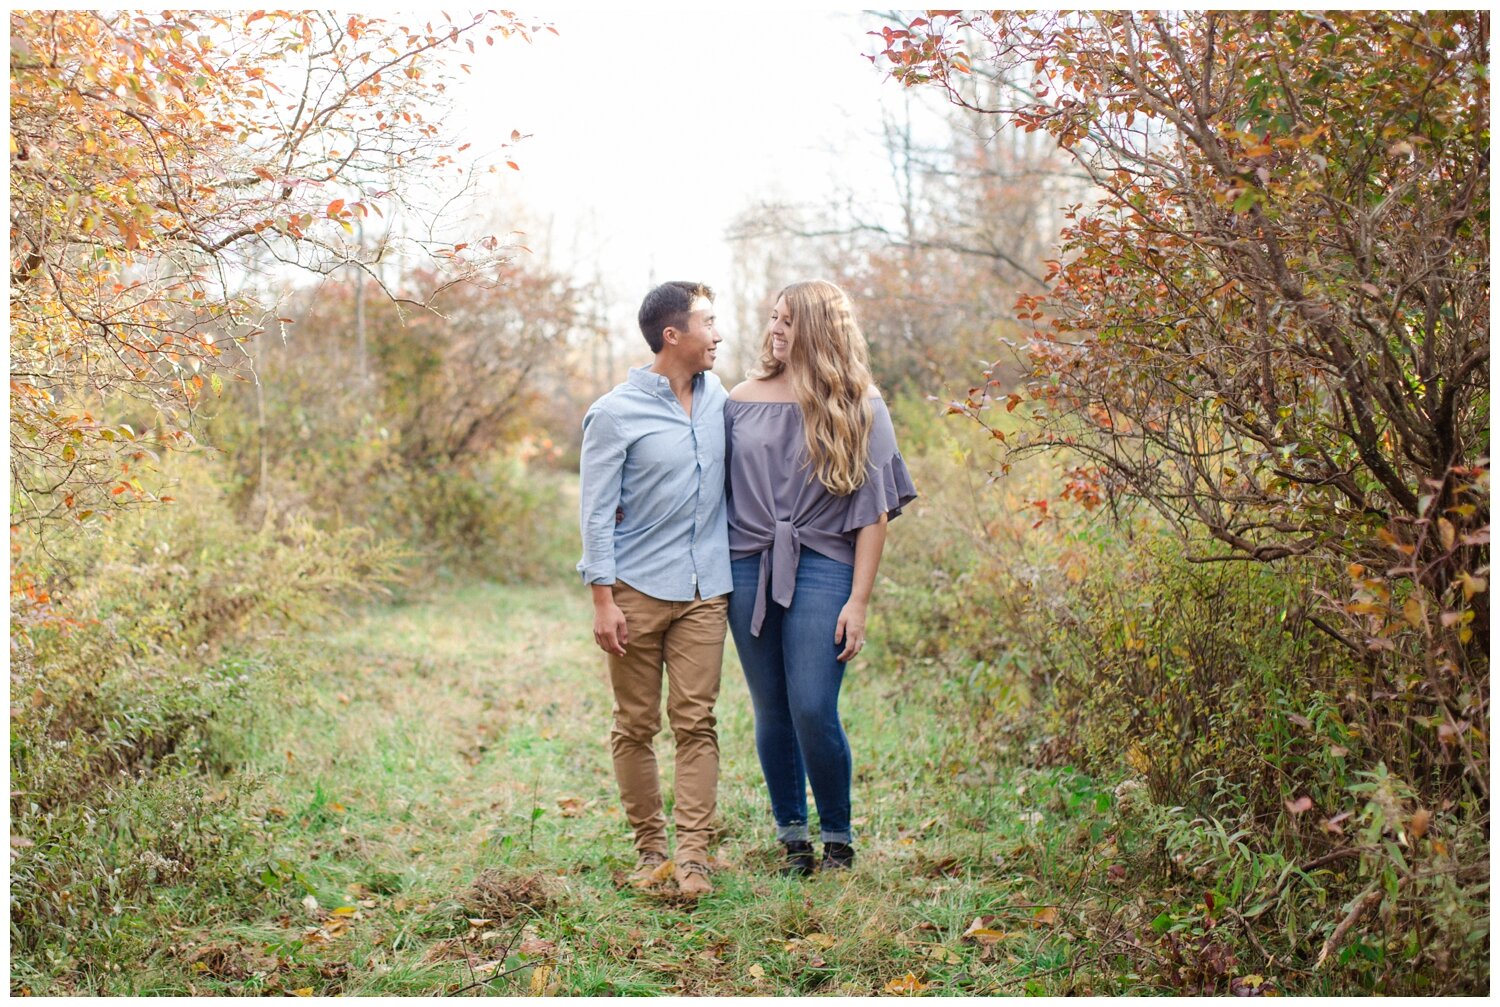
[638,281,714,354]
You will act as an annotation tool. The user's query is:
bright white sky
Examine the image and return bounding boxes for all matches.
[445,8,951,364]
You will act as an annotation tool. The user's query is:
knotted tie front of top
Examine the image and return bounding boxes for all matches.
[725,396,919,636]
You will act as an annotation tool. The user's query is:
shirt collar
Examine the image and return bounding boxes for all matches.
[628,365,701,399]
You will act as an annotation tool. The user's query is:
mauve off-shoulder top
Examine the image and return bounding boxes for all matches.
[726,395,918,636]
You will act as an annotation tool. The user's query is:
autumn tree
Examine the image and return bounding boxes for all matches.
[878,10,1489,795]
[9,10,547,531]
[729,81,1081,393]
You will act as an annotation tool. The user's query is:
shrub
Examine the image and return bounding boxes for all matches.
[10,452,404,988]
[871,396,1488,993]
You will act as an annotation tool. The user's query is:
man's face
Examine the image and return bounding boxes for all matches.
[673,295,721,372]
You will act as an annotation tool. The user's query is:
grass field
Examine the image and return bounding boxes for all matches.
[20,575,1158,996]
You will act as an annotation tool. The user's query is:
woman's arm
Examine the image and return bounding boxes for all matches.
[835,513,889,662]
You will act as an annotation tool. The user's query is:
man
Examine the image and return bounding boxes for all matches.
[576,281,729,899]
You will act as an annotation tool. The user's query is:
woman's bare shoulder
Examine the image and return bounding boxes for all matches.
[730,377,795,403]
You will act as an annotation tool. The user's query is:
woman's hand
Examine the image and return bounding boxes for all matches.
[835,599,868,662]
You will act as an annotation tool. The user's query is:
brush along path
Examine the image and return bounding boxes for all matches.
[170,578,1121,996]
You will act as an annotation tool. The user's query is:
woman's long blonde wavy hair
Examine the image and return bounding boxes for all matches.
[751,279,874,496]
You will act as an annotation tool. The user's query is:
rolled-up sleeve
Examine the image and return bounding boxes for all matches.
[576,404,626,585]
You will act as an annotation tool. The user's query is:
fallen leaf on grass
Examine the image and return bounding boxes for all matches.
[291,988,314,996]
[748,964,766,980]
[518,937,556,957]
[1322,811,1353,835]
[884,972,930,994]
[422,938,472,964]
[921,945,963,965]
[529,964,553,995]
[1284,796,1313,815]
[1230,973,1276,996]
[961,917,1007,944]
[1032,906,1059,927]
[805,932,836,949]
[556,797,585,817]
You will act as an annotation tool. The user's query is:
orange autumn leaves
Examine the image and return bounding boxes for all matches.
[9,11,544,533]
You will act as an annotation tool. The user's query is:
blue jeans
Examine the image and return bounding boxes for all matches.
[728,549,853,844]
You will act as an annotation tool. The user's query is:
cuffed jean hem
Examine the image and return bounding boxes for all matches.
[817,829,853,844]
[775,822,809,842]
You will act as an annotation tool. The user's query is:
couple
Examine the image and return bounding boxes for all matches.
[576,279,916,899]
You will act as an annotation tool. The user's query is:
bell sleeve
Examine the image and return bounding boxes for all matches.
[841,398,918,533]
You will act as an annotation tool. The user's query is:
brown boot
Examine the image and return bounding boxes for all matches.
[674,859,713,899]
[627,850,672,889]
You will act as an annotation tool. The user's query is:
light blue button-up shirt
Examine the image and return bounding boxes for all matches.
[576,366,731,601]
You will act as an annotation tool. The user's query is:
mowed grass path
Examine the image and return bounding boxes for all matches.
[160,578,1121,996]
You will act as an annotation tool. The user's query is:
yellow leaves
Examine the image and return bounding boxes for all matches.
[961,917,1007,944]
[1438,517,1456,551]
[528,964,553,994]
[1401,595,1426,630]
[918,944,963,965]
[1458,571,1487,600]
[1031,906,1059,927]
[1230,974,1275,996]
[1409,807,1431,839]
[884,972,931,994]
[747,963,766,980]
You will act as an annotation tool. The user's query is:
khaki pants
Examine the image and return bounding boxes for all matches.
[606,581,728,863]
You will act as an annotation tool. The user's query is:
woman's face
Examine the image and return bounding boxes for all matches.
[769,295,792,364]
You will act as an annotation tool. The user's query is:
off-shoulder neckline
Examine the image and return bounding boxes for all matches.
[726,397,885,408]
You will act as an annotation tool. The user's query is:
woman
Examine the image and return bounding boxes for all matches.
[725,279,917,876]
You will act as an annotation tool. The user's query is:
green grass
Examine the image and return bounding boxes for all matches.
[16,576,1159,996]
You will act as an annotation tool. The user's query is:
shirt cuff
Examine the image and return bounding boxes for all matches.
[577,560,617,586]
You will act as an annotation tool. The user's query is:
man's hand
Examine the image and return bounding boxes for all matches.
[592,588,629,656]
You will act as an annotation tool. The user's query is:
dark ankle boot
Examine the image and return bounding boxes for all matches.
[821,841,855,870]
[779,840,815,877]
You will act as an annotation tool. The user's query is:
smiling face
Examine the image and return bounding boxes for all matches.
[674,295,721,372]
[768,295,792,364]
